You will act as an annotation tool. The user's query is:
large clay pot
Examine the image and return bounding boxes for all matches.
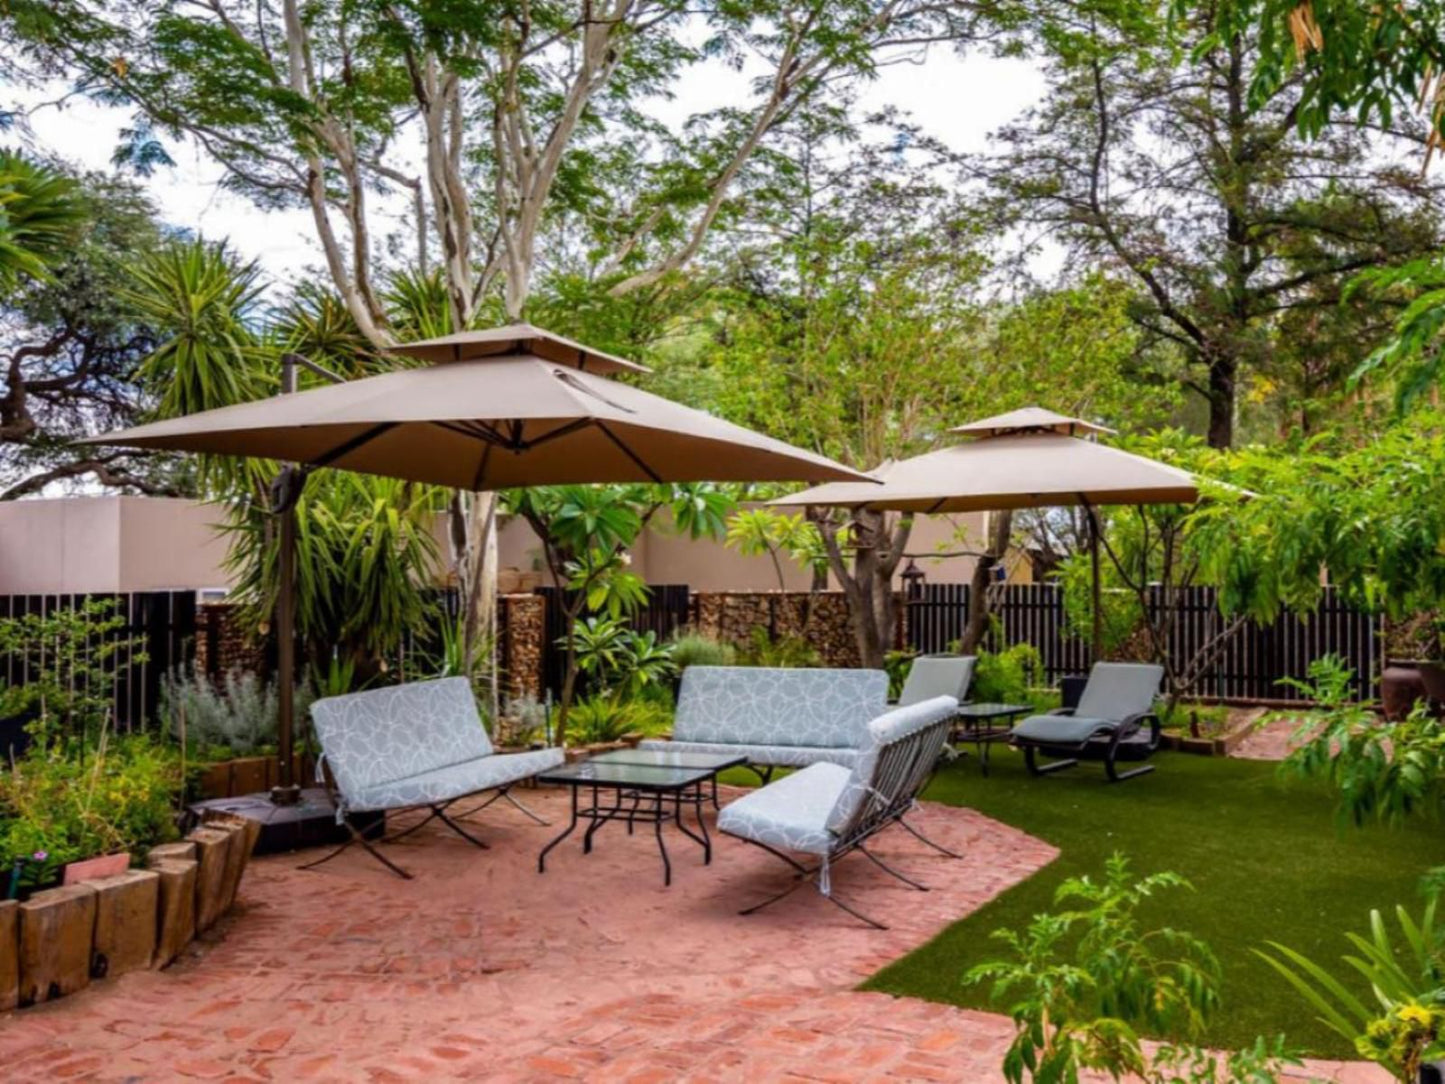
[1382,660,1430,721]
[1417,661,1445,706]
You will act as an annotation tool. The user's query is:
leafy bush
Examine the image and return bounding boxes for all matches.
[736,626,821,668]
[161,665,316,759]
[568,695,675,744]
[0,599,148,746]
[1258,897,1445,1083]
[567,616,678,699]
[1279,655,1445,826]
[885,649,917,699]
[0,732,182,888]
[973,643,1043,703]
[667,632,737,671]
[967,853,1284,1084]
[497,693,549,747]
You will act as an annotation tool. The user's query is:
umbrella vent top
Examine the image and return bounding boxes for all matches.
[950,406,1114,439]
[385,323,650,376]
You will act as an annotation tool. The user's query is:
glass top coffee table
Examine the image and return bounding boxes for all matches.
[536,750,745,886]
[951,702,1033,775]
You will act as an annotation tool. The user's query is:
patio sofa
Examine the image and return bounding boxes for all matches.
[717,694,959,928]
[306,676,564,878]
[637,665,891,776]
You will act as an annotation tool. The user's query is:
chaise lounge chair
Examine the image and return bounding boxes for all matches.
[305,676,564,878]
[1009,662,1164,783]
[895,654,976,707]
[716,695,959,929]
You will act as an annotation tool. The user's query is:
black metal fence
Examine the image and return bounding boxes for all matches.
[535,584,693,699]
[0,591,200,734]
[904,582,1381,702]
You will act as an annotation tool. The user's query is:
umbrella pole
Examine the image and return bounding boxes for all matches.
[270,355,302,806]
[1084,499,1103,662]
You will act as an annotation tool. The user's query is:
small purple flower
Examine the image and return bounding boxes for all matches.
[31,851,47,862]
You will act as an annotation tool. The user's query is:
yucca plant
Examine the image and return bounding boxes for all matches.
[0,150,84,288]
[1258,898,1445,1082]
[125,238,273,494]
[223,471,445,676]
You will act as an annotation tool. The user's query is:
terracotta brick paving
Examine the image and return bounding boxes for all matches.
[0,788,1385,1082]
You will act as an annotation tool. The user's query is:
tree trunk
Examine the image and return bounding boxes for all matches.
[817,508,911,669]
[960,509,1014,654]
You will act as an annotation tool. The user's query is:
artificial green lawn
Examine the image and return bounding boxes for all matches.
[859,747,1445,1058]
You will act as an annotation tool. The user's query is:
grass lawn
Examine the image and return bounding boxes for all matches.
[860,746,1445,1058]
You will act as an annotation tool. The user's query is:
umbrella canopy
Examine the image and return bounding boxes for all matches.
[84,339,869,489]
[384,322,649,375]
[772,407,1199,512]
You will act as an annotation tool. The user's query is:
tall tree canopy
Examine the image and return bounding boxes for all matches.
[0,164,186,499]
[982,0,1443,446]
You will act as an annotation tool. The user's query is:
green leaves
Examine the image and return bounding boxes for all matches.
[1256,896,1445,1082]
[0,150,85,290]
[967,853,1230,1084]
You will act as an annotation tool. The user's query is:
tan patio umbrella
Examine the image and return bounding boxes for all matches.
[84,324,872,802]
[772,406,1205,658]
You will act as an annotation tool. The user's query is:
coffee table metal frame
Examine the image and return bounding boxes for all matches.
[951,702,1033,775]
[536,754,745,886]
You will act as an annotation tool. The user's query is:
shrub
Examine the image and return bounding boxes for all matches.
[568,695,674,744]
[161,665,315,760]
[885,649,918,699]
[0,731,182,889]
[969,853,1294,1084]
[736,627,821,668]
[667,632,737,671]
[973,643,1043,703]
[497,693,549,747]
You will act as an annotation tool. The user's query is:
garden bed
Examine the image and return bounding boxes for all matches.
[0,813,258,1012]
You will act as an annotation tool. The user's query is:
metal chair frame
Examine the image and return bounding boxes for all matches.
[727,716,957,929]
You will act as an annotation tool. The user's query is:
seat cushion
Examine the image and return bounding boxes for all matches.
[635,739,859,769]
[346,747,564,812]
[897,656,975,707]
[1011,714,1118,745]
[717,762,852,856]
[311,677,493,799]
[672,666,888,749]
[1076,663,1164,721]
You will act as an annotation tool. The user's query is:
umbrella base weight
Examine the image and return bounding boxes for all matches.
[186,789,384,856]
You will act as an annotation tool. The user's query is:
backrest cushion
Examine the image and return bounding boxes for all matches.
[825,695,957,835]
[673,666,889,748]
[311,676,492,798]
[898,655,976,707]
[1076,663,1164,721]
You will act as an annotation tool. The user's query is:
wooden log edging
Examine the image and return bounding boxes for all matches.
[0,815,259,1012]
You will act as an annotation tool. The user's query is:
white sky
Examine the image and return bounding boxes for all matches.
[15,46,1043,286]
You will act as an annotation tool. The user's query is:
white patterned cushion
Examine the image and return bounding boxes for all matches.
[346,747,564,812]
[825,696,956,834]
[635,739,859,769]
[672,666,888,749]
[716,762,852,856]
[311,677,493,800]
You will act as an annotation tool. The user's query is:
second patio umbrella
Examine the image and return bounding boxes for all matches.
[84,324,873,799]
[772,406,1205,659]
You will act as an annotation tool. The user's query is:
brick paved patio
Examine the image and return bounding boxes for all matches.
[0,787,1387,1082]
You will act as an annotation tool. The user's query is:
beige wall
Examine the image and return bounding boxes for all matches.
[498,505,1028,590]
[0,497,231,594]
[0,496,1031,595]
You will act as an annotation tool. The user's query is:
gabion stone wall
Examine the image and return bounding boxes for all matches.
[692,591,865,668]
[500,593,545,701]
